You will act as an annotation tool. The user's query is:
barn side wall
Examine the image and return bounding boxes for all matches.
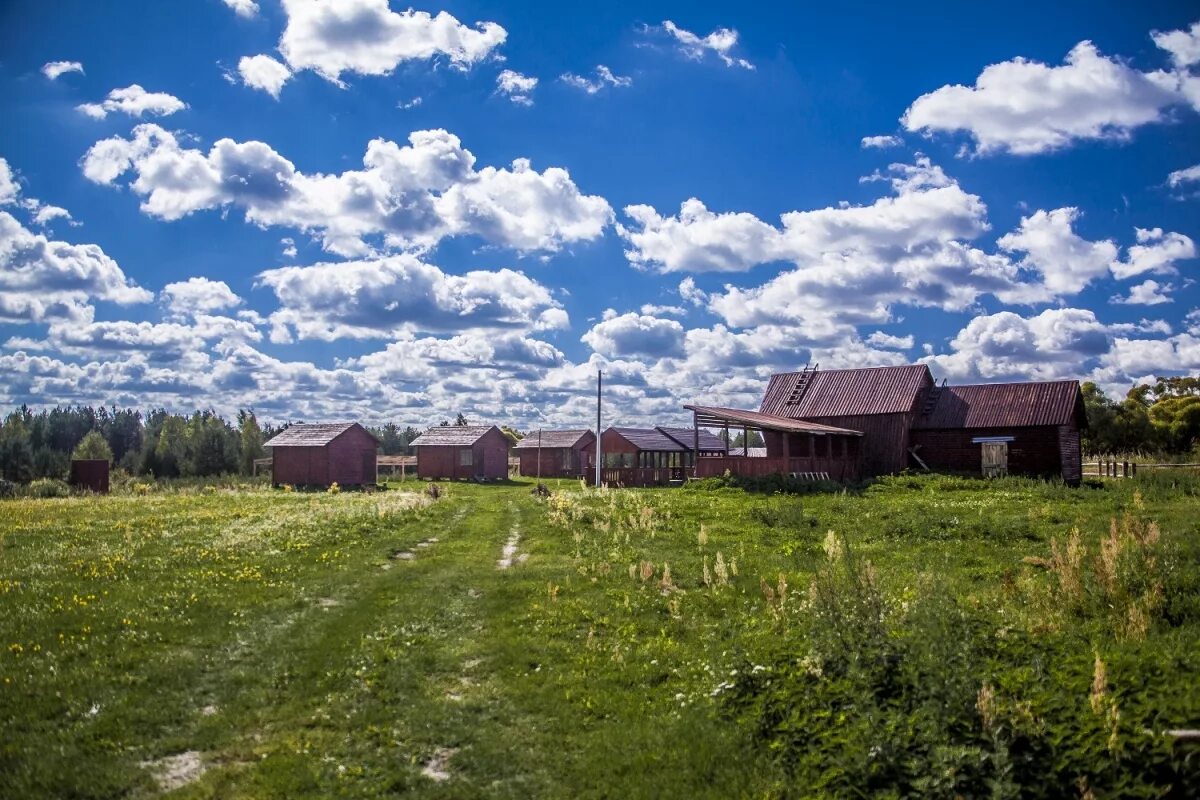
[1057,423,1082,485]
[910,426,1065,478]
[802,413,912,477]
[272,446,329,486]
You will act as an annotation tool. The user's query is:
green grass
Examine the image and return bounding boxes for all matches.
[1,474,1199,798]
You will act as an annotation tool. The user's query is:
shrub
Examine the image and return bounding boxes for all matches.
[25,478,71,498]
[328,482,341,495]
[725,531,1194,797]
[71,430,113,462]
[0,479,15,499]
[425,483,442,500]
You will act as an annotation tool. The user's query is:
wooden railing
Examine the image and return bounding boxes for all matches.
[600,467,685,486]
[694,456,858,482]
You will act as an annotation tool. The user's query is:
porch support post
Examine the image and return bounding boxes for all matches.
[692,409,700,475]
[743,425,749,456]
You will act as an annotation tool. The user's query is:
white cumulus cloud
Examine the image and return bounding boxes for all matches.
[42,61,83,80]
[82,124,613,257]
[901,40,1184,155]
[221,0,259,18]
[238,55,293,98]
[276,0,506,86]
[77,85,187,119]
[256,254,567,341]
[496,69,537,106]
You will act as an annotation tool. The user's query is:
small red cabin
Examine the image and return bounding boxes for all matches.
[264,422,379,488]
[515,429,596,478]
[410,425,511,481]
[599,426,727,486]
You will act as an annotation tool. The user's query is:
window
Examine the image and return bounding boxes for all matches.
[563,450,573,470]
[459,448,473,466]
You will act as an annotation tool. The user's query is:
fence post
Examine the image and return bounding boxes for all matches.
[1131,462,1137,477]
[1122,461,1128,478]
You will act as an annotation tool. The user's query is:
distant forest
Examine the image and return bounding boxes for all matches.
[0,407,451,483]
[0,376,1196,483]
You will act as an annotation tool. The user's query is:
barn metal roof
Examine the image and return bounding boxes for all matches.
[658,427,729,452]
[608,427,686,451]
[263,422,371,448]
[685,405,864,436]
[912,380,1085,429]
[513,429,595,449]
[409,425,501,447]
[759,364,932,418]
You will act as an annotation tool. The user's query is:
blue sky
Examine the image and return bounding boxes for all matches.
[1,0,1198,428]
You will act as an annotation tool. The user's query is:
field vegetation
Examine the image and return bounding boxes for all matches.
[2,473,1199,798]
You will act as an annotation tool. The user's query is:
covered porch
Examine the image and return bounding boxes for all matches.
[684,405,864,482]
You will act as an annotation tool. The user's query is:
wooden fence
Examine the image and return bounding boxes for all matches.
[1083,460,1200,478]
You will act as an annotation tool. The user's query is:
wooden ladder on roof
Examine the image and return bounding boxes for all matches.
[785,363,818,406]
[920,378,947,417]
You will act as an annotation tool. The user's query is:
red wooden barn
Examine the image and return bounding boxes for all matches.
[410,425,510,481]
[687,364,1087,484]
[758,364,931,476]
[910,380,1086,483]
[264,422,379,488]
[514,429,596,478]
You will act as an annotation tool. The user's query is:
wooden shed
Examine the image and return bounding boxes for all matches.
[514,429,596,478]
[410,425,510,481]
[69,459,110,493]
[263,422,379,488]
[909,380,1087,483]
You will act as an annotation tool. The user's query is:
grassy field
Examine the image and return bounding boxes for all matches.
[2,473,1199,798]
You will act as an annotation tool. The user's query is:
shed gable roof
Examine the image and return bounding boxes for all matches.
[657,427,728,451]
[264,422,374,448]
[513,429,595,449]
[608,427,686,451]
[760,364,932,418]
[912,380,1085,429]
[409,425,500,447]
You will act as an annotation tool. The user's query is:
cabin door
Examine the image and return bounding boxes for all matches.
[981,442,1008,478]
[362,451,376,486]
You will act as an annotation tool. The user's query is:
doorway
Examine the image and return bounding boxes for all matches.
[981,442,1008,478]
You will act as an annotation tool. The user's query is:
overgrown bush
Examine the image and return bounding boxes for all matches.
[725,532,1197,798]
[24,478,71,498]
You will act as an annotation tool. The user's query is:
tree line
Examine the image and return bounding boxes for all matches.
[1081,376,1200,456]
[0,406,504,483]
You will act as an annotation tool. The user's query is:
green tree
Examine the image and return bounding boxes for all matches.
[154,415,189,477]
[454,413,469,426]
[0,410,34,482]
[238,410,265,475]
[72,430,114,462]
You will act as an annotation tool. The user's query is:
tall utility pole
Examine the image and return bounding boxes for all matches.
[595,369,603,488]
[536,428,542,481]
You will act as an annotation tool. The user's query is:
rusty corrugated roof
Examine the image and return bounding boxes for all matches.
[608,427,686,451]
[513,429,595,449]
[264,422,369,447]
[759,364,932,418]
[912,380,1085,429]
[684,405,863,436]
[657,427,728,451]
[409,425,500,447]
